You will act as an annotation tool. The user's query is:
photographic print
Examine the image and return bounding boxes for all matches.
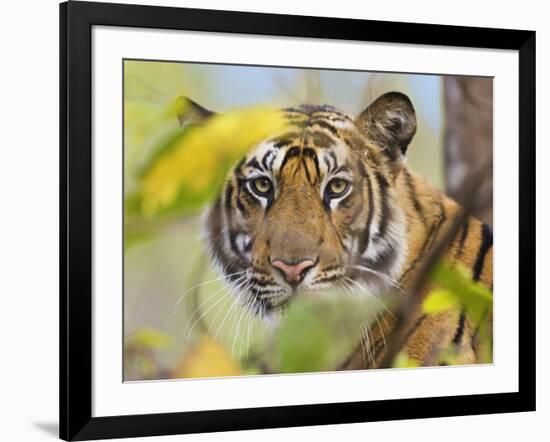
[60,4,535,438]
[123,59,493,381]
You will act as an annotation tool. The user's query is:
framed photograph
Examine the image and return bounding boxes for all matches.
[60,1,536,440]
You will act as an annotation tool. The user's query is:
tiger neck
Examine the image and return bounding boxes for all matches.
[393,167,459,288]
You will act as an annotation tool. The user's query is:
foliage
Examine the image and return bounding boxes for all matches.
[125,260,494,378]
[122,64,492,379]
[271,296,377,373]
[129,101,288,217]
[421,261,493,364]
[274,303,331,373]
[173,336,241,379]
[424,262,492,328]
[392,352,420,368]
[124,329,174,380]
[127,328,174,350]
[125,294,386,379]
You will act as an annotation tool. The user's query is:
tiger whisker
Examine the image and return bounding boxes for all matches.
[343,277,389,365]
[362,324,375,366]
[344,276,395,319]
[206,295,235,342]
[211,282,248,342]
[184,275,249,340]
[341,280,375,366]
[348,264,407,294]
[185,276,246,332]
[231,284,254,357]
[361,323,374,366]
[184,291,231,340]
[237,291,255,357]
[245,298,255,358]
[174,270,247,313]
[341,280,369,366]
[181,278,242,339]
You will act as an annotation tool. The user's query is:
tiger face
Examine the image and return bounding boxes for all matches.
[193,92,417,318]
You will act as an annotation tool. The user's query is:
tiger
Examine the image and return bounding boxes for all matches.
[178,91,493,368]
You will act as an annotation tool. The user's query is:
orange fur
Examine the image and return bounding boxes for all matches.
[197,93,493,369]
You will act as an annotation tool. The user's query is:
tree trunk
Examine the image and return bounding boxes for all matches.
[443,77,493,226]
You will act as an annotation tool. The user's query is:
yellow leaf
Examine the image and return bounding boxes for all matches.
[127,328,173,350]
[393,351,421,368]
[428,261,492,327]
[422,288,460,315]
[175,336,241,379]
[139,106,288,216]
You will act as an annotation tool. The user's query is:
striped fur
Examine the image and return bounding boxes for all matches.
[199,93,492,367]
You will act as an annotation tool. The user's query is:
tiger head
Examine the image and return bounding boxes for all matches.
[183,92,417,319]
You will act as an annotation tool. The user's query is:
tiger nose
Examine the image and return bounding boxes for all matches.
[270,258,317,285]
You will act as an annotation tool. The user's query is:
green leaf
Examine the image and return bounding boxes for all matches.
[275,304,331,373]
[436,347,461,366]
[428,262,492,328]
[272,294,386,373]
[127,328,173,350]
[124,227,155,250]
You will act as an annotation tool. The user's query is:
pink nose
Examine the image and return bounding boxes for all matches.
[270,258,316,285]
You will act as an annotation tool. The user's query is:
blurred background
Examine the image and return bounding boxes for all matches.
[123,60,492,381]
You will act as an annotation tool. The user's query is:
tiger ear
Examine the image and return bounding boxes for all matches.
[176,97,215,127]
[356,92,417,159]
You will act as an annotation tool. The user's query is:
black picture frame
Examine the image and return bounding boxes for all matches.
[60,1,536,440]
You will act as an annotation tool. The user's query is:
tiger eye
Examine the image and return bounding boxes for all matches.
[328,178,349,195]
[252,177,272,194]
